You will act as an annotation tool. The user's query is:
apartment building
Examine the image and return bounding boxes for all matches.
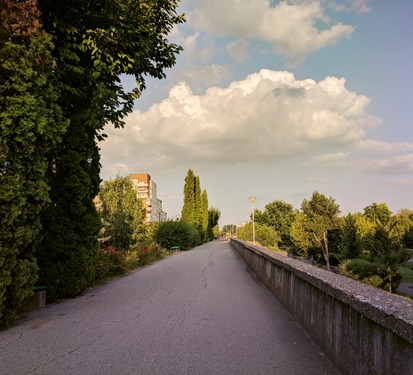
[129,173,167,223]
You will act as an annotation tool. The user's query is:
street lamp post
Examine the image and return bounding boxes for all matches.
[250,196,256,245]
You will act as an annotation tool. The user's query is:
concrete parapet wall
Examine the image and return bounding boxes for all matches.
[230,239,413,375]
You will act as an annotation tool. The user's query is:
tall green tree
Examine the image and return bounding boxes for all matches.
[98,176,146,250]
[181,169,196,225]
[254,200,297,247]
[208,207,221,237]
[201,189,209,233]
[388,209,413,248]
[363,203,392,225]
[291,191,341,270]
[338,214,362,260]
[181,169,211,241]
[35,0,184,300]
[0,0,67,328]
[194,175,202,226]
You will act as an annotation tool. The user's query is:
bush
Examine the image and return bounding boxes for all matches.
[94,243,167,284]
[131,243,166,266]
[238,222,280,249]
[154,220,200,250]
[340,258,403,292]
[95,246,127,283]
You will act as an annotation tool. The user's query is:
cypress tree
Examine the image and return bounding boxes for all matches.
[194,176,202,226]
[0,0,67,327]
[201,190,209,233]
[181,169,196,225]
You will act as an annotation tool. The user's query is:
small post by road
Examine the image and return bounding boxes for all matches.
[250,196,256,245]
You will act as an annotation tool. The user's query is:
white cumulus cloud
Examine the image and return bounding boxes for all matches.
[187,0,354,65]
[100,69,379,177]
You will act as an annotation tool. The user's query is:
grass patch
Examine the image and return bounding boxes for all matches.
[400,263,413,283]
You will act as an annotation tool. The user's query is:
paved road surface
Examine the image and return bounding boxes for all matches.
[0,241,339,375]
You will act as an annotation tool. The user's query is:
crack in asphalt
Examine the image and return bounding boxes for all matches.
[23,334,103,375]
[201,249,215,289]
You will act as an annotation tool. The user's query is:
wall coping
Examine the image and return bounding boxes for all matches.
[232,239,413,344]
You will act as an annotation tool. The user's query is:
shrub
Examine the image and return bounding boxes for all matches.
[340,258,403,292]
[154,220,200,250]
[131,243,165,266]
[95,246,127,283]
[95,243,167,283]
[238,222,280,249]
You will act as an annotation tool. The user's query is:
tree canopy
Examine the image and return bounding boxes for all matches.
[181,169,215,241]
[1,0,184,324]
[98,176,146,250]
[35,0,184,301]
[254,200,297,247]
[0,0,67,328]
[291,191,341,270]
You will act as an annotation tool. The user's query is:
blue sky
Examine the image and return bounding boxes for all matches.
[100,0,413,226]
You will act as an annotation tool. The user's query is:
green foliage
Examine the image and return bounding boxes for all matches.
[238,222,280,249]
[38,0,184,129]
[95,246,127,283]
[131,243,165,266]
[388,209,413,248]
[94,243,166,284]
[363,203,392,225]
[154,220,201,250]
[98,176,146,250]
[337,208,410,293]
[37,136,102,301]
[400,263,413,283]
[254,200,297,247]
[290,212,315,256]
[0,2,67,328]
[181,169,213,241]
[34,0,184,302]
[291,191,340,270]
[181,169,196,225]
[222,224,237,235]
[208,207,221,239]
[340,258,403,292]
[201,190,209,233]
[194,176,202,226]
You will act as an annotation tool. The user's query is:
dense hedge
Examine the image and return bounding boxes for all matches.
[154,220,201,250]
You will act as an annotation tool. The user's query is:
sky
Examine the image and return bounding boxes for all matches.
[99,0,413,226]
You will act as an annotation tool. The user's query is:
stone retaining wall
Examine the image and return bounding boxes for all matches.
[230,239,413,375]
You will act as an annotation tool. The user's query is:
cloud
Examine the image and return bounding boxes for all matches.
[362,154,413,174]
[357,139,413,153]
[181,32,216,64]
[304,152,351,168]
[187,0,354,65]
[349,0,371,14]
[227,39,251,62]
[100,69,379,177]
[327,0,371,14]
[175,65,228,89]
[303,141,413,174]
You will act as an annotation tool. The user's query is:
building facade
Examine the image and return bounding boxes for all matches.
[129,173,167,223]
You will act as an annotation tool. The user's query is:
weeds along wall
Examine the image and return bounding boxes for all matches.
[230,239,413,375]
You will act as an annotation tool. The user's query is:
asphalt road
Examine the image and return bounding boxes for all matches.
[0,241,339,375]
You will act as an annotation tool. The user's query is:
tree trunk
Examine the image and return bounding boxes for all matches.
[323,231,330,271]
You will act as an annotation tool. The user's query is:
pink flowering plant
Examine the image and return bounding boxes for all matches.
[95,243,167,283]
[131,243,165,266]
[95,245,127,283]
